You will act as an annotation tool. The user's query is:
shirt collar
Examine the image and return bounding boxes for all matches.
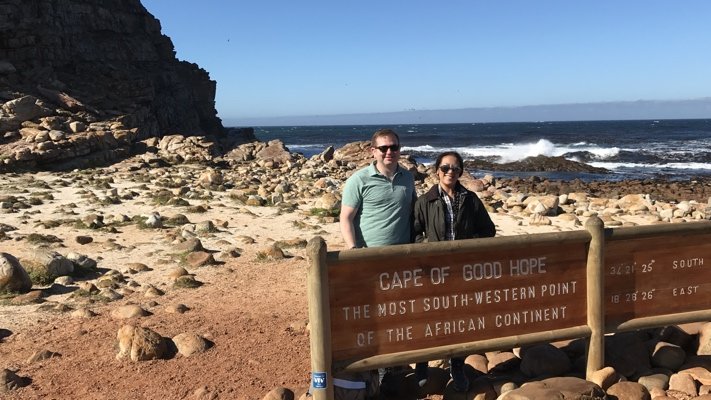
[438,183,463,197]
[368,161,400,177]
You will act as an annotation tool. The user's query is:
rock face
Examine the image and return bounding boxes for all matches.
[0,0,232,170]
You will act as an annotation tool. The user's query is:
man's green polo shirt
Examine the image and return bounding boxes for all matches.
[342,162,416,247]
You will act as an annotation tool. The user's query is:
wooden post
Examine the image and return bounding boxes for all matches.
[585,216,605,379]
[307,237,334,400]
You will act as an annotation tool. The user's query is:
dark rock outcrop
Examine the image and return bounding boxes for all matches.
[0,0,235,170]
[465,155,610,174]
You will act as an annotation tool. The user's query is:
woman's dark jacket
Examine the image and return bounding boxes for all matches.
[413,182,496,243]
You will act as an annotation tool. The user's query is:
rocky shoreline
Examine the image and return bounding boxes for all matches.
[4,1,709,398]
[1,136,711,399]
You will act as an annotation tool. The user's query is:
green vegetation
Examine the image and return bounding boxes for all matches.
[34,219,63,229]
[168,197,190,206]
[275,239,308,249]
[309,207,339,218]
[24,261,55,286]
[186,205,207,213]
[69,289,110,303]
[173,276,202,289]
[164,214,191,227]
[25,233,63,244]
[151,189,174,205]
[0,291,18,304]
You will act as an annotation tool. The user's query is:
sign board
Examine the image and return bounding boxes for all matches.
[604,233,711,325]
[328,242,589,362]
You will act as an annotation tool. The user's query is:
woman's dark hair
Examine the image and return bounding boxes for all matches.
[434,151,464,171]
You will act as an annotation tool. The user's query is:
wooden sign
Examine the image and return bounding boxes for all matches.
[604,233,711,326]
[328,242,589,362]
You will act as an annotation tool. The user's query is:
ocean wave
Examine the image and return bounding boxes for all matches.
[589,161,711,170]
[406,139,622,163]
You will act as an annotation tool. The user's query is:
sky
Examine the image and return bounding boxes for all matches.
[141,1,711,125]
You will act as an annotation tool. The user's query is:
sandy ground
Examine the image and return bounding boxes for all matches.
[0,167,658,399]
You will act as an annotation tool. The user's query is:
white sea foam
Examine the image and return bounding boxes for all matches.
[408,139,622,163]
[589,162,711,170]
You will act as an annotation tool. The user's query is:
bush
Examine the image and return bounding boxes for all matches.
[309,207,339,218]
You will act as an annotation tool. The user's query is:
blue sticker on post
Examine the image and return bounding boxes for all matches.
[312,372,327,389]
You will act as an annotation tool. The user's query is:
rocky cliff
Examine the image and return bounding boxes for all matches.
[0,0,247,171]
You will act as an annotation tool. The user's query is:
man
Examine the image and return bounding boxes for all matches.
[340,128,416,249]
[338,128,416,398]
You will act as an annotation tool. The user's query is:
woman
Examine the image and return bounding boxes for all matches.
[412,151,496,392]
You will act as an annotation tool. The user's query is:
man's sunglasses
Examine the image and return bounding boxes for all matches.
[374,145,401,153]
[439,164,462,174]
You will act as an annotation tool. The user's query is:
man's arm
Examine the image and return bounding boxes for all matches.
[340,204,358,248]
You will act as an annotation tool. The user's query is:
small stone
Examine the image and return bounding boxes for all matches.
[75,235,93,245]
[71,308,97,319]
[27,349,61,363]
[165,304,190,314]
[262,387,294,400]
[110,304,148,319]
[168,266,189,279]
[185,251,215,268]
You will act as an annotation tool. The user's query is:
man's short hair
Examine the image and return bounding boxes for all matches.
[371,128,400,147]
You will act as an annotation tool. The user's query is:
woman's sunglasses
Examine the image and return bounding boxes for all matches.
[374,145,401,153]
[439,164,462,174]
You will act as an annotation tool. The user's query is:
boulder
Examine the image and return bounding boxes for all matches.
[519,343,571,378]
[606,381,651,400]
[116,325,168,362]
[697,322,711,355]
[605,332,651,377]
[110,304,149,319]
[2,95,52,121]
[589,366,622,391]
[651,341,686,370]
[172,332,210,357]
[255,140,294,165]
[262,387,294,400]
[0,252,32,293]
[313,192,340,211]
[498,377,605,400]
[26,249,74,278]
[669,372,698,397]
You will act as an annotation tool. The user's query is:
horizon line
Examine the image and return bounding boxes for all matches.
[223,97,711,127]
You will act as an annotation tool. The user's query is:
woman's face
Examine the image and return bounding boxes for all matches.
[437,155,462,186]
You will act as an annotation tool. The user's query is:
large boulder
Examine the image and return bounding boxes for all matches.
[255,140,294,165]
[25,249,74,280]
[606,381,651,400]
[116,325,168,362]
[519,344,571,378]
[697,322,711,355]
[498,377,605,399]
[172,332,210,357]
[1,95,52,122]
[0,253,32,293]
[333,141,371,165]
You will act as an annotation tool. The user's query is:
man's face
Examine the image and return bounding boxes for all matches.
[371,134,400,167]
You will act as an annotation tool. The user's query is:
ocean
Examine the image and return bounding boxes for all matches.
[250,119,711,182]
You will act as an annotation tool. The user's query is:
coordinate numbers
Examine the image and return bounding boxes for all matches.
[610,289,655,303]
[608,260,655,276]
